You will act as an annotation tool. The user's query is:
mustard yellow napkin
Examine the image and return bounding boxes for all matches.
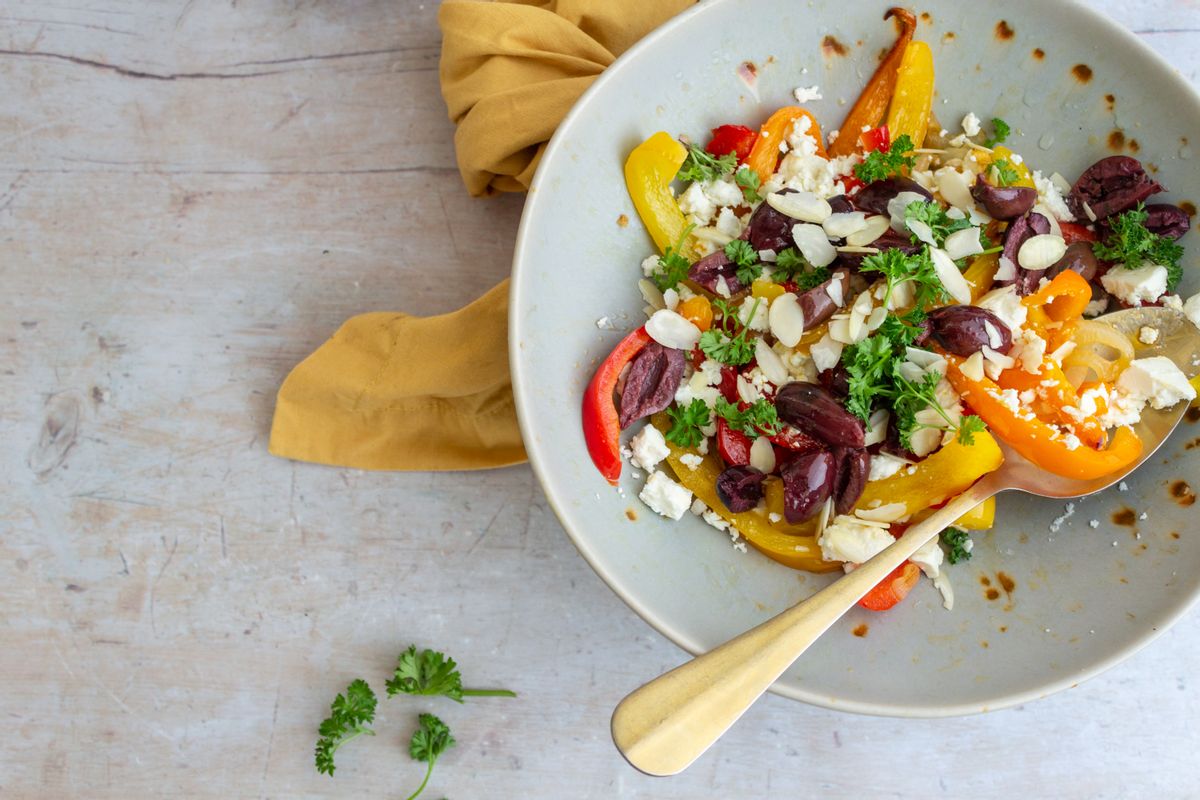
[269,0,692,471]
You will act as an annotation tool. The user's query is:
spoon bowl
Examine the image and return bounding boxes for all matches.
[611,307,1200,776]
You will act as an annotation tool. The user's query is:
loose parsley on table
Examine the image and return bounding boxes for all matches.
[665,398,712,447]
[677,143,737,184]
[852,133,916,183]
[983,117,1010,148]
[387,645,518,702]
[941,527,973,564]
[715,398,782,438]
[649,224,695,292]
[724,239,762,286]
[315,679,378,776]
[1093,203,1185,290]
[405,713,455,800]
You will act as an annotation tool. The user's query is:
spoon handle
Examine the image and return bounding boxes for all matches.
[611,477,1001,776]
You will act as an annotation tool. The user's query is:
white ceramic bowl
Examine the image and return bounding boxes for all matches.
[510,0,1200,716]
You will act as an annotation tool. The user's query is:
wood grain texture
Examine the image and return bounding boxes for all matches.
[1,1,1198,797]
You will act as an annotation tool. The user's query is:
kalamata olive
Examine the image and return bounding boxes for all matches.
[1142,203,1191,240]
[796,268,851,329]
[716,465,767,513]
[881,421,918,462]
[852,177,933,216]
[970,174,1037,220]
[818,363,850,399]
[1067,155,1164,220]
[618,343,686,428]
[780,450,835,523]
[1045,241,1099,282]
[826,194,855,214]
[832,447,870,515]
[924,305,1012,356]
[745,188,797,253]
[999,211,1051,295]
[774,382,865,448]
[687,249,744,295]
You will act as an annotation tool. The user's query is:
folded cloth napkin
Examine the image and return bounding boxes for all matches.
[269,0,693,471]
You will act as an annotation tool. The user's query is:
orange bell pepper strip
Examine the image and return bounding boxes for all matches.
[582,327,652,484]
[1022,269,1092,350]
[859,561,921,611]
[624,132,690,255]
[744,107,827,183]
[828,7,917,157]
[996,364,1107,449]
[946,356,1143,480]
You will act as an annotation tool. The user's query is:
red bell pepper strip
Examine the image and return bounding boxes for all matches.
[582,327,652,484]
[716,418,752,466]
[1059,221,1099,244]
[858,124,891,153]
[706,124,758,164]
[859,561,921,611]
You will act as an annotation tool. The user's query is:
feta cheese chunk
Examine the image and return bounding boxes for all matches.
[793,84,823,103]
[639,471,693,520]
[868,453,909,481]
[1116,356,1197,410]
[629,425,670,471]
[678,182,716,224]
[1100,263,1169,306]
[1184,293,1200,331]
[819,516,897,565]
[961,112,982,137]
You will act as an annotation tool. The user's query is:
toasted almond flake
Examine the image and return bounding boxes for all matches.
[825,273,845,306]
[930,247,973,303]
[754,337,790,385]
[856,502,908,522]
[823,211,869,238]
[906,219,938,247]
[645,309,701,350]
[1018,233,1068,271]
[845,214,892,247]
[944,226,985,261]
[767,191,832,224]
[749,435,776,473]
[638,279,665,310]
[768,292,806,347]
[836,245,881,254]
[961,351,986,381]
[864,409,890,446]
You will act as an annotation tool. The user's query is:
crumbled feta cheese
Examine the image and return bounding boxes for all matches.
[961,112,982,137]
[678,182,716,224]
[714,207,743,238]
[1183,293,1200,331]
[679,453,704,471]
[704,178,744,208]
[1100,263,1169,306]
[639,471,693,520]
[818,515,897,564]
[737,297,770,331]
[976,286,1028,334]
[1083,297,1109,318]
[641,254,660,277]
[793,84,823,103]
[768,512,783,524]
[809,333,844,373]
[868,453,909,481]
[1138,325,1160,345]
[701,509,730,531]
[1032,169,1075,222]
[1049,502,1075,533]
[1115,356,1197,409]
[630,424,670,472]
[1089,519,1100,528]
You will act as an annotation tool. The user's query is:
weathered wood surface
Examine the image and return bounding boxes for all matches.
[1,1,1198,797]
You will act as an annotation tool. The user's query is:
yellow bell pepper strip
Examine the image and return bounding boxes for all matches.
[996,363,1107,449]
[582,327,652,485]
[856,431,1004,514]
[744,107,827,184]
[828,6,917,157]
[910,496,996,530]
[624,132,690,255]
[651,415,837,573]
[946,356,1144,480]
[977,145,1036,190]
[1191,375,1200,405]
[885,40,934,149]
[751,277,786,302]
[963,252,999,302]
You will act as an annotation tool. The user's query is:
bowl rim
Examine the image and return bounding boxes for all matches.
[509,0,1200,717]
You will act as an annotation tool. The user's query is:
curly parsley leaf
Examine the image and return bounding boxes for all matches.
[724,239,762,285]
[405,713,456,800]
[941,527,973,564]
[699,298,760,365]
[853,133,916,183]
[650,224,695,292]
[714,398,781,438]
[735,166,762,204]
[983,117,1010,148]
[772,247,829,288]
[904,200,974,248]
[860,246,948,310]
[386,645,516,703]
[956,414,987,446]
[989,158,1020,188]
[1093,204,1185,290]
[665,399,712,448]
[315,679,378,776]
[841,334,896,421]
[677,144,737,184]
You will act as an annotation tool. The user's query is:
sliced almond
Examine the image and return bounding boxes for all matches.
[791,222,837,267]
[845,214,891,247]
[768,292,806,347]
[749,435,776,474]
[767,191,832,224]
[944,226,984,261]
[822,211,868,239]
[929,247,973,304]
[645,309,701,350]
[1018,233,1067,271]
[754,337,789,385]
[960,350,986,382]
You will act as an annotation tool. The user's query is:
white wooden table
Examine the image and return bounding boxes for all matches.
[2,2,1198,797]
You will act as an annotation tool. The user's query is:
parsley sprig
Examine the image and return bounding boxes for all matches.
[859,246,949,311]
[735,166,762,204]
[665,398,712,447]
[315,679,378,776]
[699,299,760,365]
[773,247,830,289]
[677,144,737,184]
[715,398,782,438]
[989,158,1020,187]
[1093,203,1185,290]
[387,645,517,702]
[853,133,916,183]
[904,201,974,248]
[983,117,1010,148]
[724,239,762,285]
[650,224,695,292]
[406,713,455,800]
[942,527,973,564]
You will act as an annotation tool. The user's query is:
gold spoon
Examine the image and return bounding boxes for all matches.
[612,306,1200,776]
